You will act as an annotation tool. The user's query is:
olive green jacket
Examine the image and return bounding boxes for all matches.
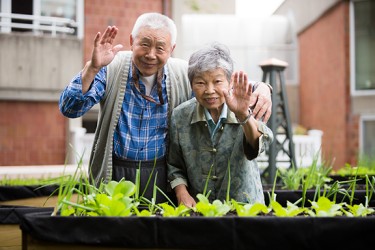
[168,98,274,204]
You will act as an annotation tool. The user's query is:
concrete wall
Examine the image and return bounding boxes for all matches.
[171,0,235,59]
[274,0,340,34]
[0,33,82,101]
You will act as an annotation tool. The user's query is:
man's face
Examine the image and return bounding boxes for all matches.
[130,27,175,76]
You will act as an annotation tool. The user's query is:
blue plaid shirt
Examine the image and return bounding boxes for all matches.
[59,65,169,161]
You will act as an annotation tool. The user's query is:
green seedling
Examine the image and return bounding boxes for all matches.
[270,200,307,217]
[194,194,231,217]
[232,200,269,217]
[307,196,344,217]
[159,203,191,217]
[344,202,375,217]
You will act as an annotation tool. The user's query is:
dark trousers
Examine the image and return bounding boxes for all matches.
[112,157,176,204]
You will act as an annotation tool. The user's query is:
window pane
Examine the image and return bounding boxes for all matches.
[363,120,375,158]
[354,0,375,90]
[41,0,76,20]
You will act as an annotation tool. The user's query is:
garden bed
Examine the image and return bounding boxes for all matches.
[20,211,375,250]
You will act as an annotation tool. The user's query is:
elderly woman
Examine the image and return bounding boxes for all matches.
[167,42,273,207]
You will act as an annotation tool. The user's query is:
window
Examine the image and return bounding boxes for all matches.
[11,0,33,32]
[360,116,375,160]
[0,0,83,37]
[351,0,375,95]
[40,0,76,19]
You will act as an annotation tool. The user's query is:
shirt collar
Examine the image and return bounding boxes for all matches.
[204,103,228,124]
[191,100,239,124]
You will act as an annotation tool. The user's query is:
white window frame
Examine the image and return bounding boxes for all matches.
[0,0,83,38]
[359,115,375,158]
[350,0,375,96]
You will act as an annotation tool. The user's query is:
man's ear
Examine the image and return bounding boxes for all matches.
[171,44,176,53]
[130,34,134,49]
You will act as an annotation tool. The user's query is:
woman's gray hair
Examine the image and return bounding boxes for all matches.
[131,12,177,46]
[188,42,234,84]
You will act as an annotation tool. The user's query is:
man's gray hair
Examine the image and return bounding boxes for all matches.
[131,12,177,46]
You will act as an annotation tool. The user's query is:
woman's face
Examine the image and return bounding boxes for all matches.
[191,68,229,115]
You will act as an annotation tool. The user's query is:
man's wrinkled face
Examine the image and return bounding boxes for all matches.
[130,27,175,76]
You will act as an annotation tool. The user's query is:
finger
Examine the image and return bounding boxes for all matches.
[108,26,118,44]
[242,73,252,96]
[232,71,239,86]
[93,32,101,47]
[263,105,272,123]
[101,26,112,44]
[251,94,264,116]
[112,44,124,54]
[229,72,236,90]
[253,96,270,120]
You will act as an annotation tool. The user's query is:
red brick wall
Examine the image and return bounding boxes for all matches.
[0,101,66,165]
[299,1,358,170]
[83,0,171,63]
[0,1,170,166]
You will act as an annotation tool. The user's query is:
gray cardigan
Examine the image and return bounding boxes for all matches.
[88,51,192,186]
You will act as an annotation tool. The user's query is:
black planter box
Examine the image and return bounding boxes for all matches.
[0,205,54,250]
[263,189,375,207]
[20,211,375,250]
[0,185,59,201]
[0,205,54,224]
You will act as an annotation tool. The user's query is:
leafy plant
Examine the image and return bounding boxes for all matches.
[194,194,231,217]
[344,202,375,217]
[159,203,191,217]
[232,200,269,216]
[270,200,307,217]
[307,196,345,217]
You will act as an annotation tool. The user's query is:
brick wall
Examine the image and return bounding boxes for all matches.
[0,101,66,165]
[0,0,169,166]
[299,1,358,170]
[83,0,171,63]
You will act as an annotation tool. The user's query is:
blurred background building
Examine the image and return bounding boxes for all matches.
[0,0,373,171]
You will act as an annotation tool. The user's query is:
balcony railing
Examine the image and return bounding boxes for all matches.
[70,128,324,169]
[0,13,77,36]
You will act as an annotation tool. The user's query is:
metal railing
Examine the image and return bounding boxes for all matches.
[258,130,323,169]
[0,13,77,36]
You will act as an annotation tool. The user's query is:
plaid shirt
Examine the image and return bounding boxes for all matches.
[59,65,168,161]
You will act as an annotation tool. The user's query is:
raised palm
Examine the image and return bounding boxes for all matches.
[91,26,123,69]
[225,71,253,119]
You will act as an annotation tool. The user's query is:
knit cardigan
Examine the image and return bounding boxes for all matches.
[88,51,192,186]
